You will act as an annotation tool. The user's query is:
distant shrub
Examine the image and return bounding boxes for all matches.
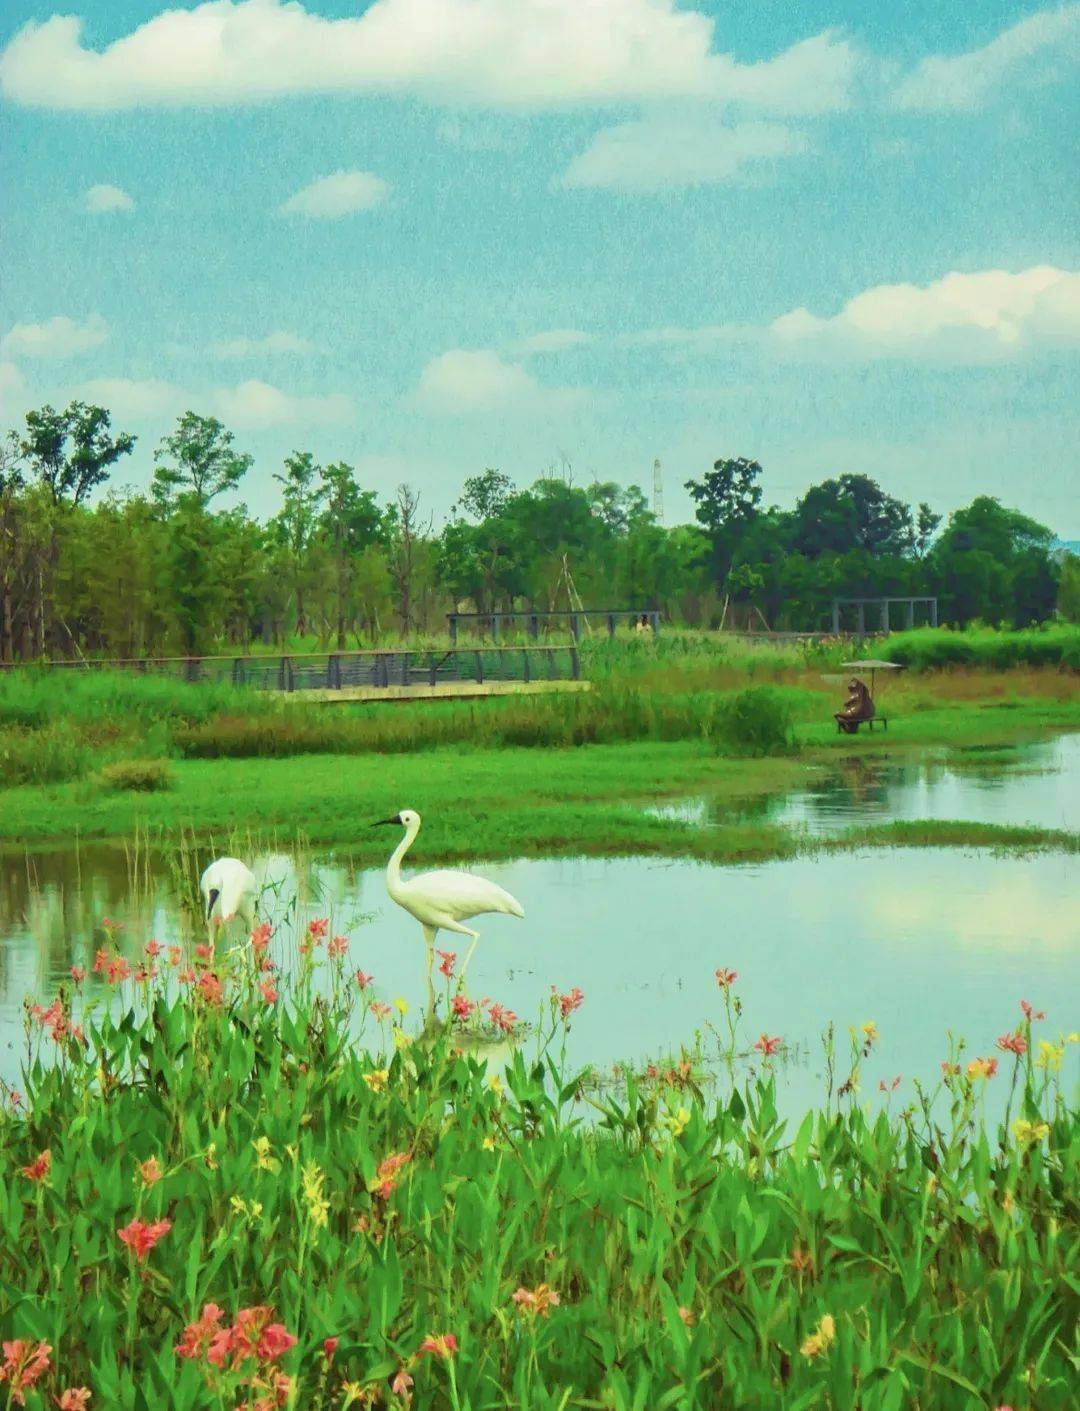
[715,686,795,757]
[886,626,1080,671]
[96,758,175,792]
[0,724,89,787]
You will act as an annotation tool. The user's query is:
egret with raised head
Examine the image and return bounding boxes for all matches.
[372,809,524,1011]
[199,857,258,943]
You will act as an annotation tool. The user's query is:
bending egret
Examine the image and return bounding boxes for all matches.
[372,809,524,1010]
[199,857,258,942]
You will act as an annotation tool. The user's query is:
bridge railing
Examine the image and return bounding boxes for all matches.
[0,646,582,692]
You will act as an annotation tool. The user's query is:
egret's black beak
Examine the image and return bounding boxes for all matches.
[370,815,401,827]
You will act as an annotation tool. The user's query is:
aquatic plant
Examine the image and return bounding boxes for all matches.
[1,925,1076,1409]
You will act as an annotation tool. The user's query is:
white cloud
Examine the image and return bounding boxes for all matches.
[75,376,182,420]
[84,182,134,213]
[0,1,858,114]
[623,266,1080,362]
[280,169,389,219]
[211,331,316,358]
[1,314,108,359]
[213,379,353,428]
[72,375,351,427]
[416,348,578,414]
[893,4,1080,111]
[514,329,592,354]
[561,118,809,193]
[768,266,1080,359]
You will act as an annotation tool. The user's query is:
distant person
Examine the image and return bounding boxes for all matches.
[835,678,875,734]
[635,613,651,635]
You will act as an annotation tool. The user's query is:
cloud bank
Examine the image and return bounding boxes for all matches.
[280,169,389,218]
[1,314,109,358]
[84,183,134,213]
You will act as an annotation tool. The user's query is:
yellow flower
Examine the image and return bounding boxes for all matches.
[204,1143,218,1170]
[482,1135,496,1151]
[801,1313,836,1359]
[1012,1118,1050,1145]
[665,1106,690,1138]
[393,1028,412,1052]
[285,1143,298,1163]
[252,1135,279,1172]
[488,1074,503,1096]
[363,1069,389,1092]
[1065,1031,1079,1044]
[302,1160,330,1229]
[230,1195,263,1223]
[1035,1040,1063,1072]
[341,1384,364,1408]
[861,1021,878,1043]
[393,997,409,1017]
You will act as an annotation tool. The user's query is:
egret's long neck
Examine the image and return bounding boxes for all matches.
[386,818,420,900]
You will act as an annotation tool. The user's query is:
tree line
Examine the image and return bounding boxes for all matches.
[0,401,1072,661]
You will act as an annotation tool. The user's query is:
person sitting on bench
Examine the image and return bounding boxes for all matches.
[835,677,875,734]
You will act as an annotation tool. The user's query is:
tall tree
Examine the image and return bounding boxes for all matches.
[271,451,324,638]
[21,402,135,508]
[152,412,252,511]
[684,456,763,587]
[319,462,384,648]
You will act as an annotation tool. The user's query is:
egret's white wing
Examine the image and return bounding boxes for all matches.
[404,869,524,922]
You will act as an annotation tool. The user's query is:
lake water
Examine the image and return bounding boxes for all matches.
[1,734,1077,1110]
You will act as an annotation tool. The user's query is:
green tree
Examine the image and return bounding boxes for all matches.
[152,412,252,512]
[792,474,913,559]
[271,451,325,638]
[684,457,763,587]
[21,402,135,508]
[319,462,385,648]
[1057,554,1080,623]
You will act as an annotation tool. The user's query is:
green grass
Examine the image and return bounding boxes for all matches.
[2,951,1075,1409]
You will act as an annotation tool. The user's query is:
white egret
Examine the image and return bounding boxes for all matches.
[373,809,524,1010]
[199,857,258,943]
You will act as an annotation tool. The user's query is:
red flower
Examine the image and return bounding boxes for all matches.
[437,949,457,978]
[355,969,374,990]
[996,1031,1027,1056]
[145,939,164,958]
[0,1339,51,1406]
[178,967,196,985]
[322,1337,338,1361]
[418,1333,458,1360]
[197,971,224,1006]
[92,948,108,974]
[117,1217,172,1261]
[451,994,476,1021]
[259,981,278,1004]
[167,945,182,967]
[754,1033,782,1058]
[714,968,738,989]
[878,1076,902,1092]
[391,1368,414,1396]
[371,1150,412,1200]
[106,955,131,985]
[195,943,214,961]
[70,965,86,984]
[251,923,272,955]
[21,1150,51,1183]
[307,917,330,942]
[553,986,585,1019]
[176,1303,225,1360]
[139,1156,162,1187]
[1020,999,1045,1022]
[328,935,348,958]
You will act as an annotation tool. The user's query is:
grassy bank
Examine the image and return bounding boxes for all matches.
[2,948,1075,1410]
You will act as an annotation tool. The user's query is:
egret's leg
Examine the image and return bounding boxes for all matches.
[457,928,481,986]
[422,925,438,1015]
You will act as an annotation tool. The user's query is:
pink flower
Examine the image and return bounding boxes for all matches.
[714,968,738,989]
[197,971,224,1006]
[355,969,374,990]
[488,1002,518,1034]
[117,1217,171,1261]
[328,935,348,959]
[0,1340,52,1406]
[878,1076,902,1092]
[139,1156,162,1187]
[145,939,164,958]
[437,950,457,978]
[70,965,86,984]
[92,948,108,974]
[195,943,214,961]
[251,923,272,955]
[391,1367,414,1396]
[178,967,196,985]
[996,1031,1027,1056]
[322,1337,338,1361]
[259,981,278,1004]
[55,1390,92,1410]
[552,986,584,1019]
[511,1284,560,1317]
[167,945,182,967]
[307,918,330,943]
[175,1304,225,1360]
[371,1001,393,1020]
[754,1034,782,1058]
[418,1333,458,1360]
[1020,999,1045,1022]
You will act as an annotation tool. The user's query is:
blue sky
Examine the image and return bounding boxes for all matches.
[1,1,1077,533]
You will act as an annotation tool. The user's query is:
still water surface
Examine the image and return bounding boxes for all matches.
[1,735,1077,1108]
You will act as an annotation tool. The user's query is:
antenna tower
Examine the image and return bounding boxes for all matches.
[652,458,664,522]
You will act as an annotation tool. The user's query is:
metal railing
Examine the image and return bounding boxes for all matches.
[0,646,582,692]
